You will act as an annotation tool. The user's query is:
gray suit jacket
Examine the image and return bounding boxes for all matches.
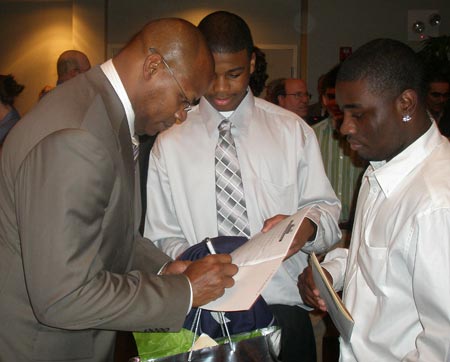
[0,66,191,361]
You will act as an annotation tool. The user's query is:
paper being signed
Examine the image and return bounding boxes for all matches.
[203,207,312,311]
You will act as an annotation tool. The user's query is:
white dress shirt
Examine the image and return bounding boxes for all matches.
[322,122,450,361]
[144,91,341,307]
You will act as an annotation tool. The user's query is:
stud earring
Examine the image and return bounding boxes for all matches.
[402,114,412,122]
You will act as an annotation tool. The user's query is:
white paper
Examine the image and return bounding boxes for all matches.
[203,207,312,311]
[189,333,218,351]
[310,252,354,342]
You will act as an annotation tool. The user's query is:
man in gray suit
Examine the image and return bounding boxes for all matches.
[0,18,237,361]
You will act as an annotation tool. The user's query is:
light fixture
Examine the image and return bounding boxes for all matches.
[429,13,441,27]
[408,10,441,41]
[412,20,426,34]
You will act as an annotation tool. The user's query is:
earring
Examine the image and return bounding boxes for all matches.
[402,114,412,122]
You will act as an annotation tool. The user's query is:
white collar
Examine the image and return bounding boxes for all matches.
[369,122,440,197]
[100,59,137,144]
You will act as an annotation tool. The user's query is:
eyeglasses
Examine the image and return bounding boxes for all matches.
[284,92,312,100]
[429,91,450,99]
[149,47,192,112]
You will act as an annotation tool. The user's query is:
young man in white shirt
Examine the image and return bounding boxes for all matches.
[145,11,341,362]
[298,38,450,361]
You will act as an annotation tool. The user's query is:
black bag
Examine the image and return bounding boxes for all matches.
[130,237,281,362]
[178,236,276,338]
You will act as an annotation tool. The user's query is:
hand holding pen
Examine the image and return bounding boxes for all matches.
[181,238,238,307]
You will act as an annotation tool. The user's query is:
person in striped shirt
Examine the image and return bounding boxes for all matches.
[312,64,367,236]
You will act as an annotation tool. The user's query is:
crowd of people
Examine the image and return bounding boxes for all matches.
[0,9,449,362]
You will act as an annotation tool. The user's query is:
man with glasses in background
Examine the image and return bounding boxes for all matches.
[268,78,311,120]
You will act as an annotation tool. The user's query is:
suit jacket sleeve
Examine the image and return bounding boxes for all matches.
[16,129,190,332]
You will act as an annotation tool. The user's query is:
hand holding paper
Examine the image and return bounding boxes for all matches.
[298,260,329,311]
[202,207,312,311]
[309,252,354,342]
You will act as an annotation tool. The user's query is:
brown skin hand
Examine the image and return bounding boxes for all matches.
[183,254,238,307]
[262,214,317,260]
[297,264,331,311]
[162,255,238,307]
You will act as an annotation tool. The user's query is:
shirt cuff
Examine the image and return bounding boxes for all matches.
[158,262,193,315]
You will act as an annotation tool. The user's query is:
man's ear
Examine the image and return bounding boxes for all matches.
[143,53,161,80]
[396,89,417,119]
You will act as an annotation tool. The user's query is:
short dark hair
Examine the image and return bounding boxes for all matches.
[249,46,268,96]
[425,70,449,90]
[198,11,254,59]
[0,74,24,106]
[337,38,426,102]
[322,64,341,91]
[271,79,287,105]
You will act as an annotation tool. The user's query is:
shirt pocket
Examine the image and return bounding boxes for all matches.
[357,241,388,297]
[251,177,297,219]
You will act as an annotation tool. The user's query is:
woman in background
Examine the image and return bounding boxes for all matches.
[0,74,24,145]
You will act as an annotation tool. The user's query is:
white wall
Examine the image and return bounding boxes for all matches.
[107,0,302,46]
[0,0,106,115]
[107,0,450,101]
[1,0,449,113]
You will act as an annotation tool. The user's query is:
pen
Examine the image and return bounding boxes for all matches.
[206,238,217,255]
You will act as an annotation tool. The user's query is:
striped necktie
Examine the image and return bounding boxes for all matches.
[132,136,139,164]
[215,120,250,238]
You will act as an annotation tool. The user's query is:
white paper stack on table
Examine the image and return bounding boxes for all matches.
[203,206,312,312]
[309,252,354,342]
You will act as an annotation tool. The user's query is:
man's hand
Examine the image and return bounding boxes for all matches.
[182,254,238,307]
[297,265,331,312]
[262,214,317,260]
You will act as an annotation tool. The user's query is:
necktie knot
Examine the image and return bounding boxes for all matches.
[218,119,231,135]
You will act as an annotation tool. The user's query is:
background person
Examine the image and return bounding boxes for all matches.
[312,64,366,235]
[424,71,450,137]
[56,49,92,85]
[269,77,311,119]
[0,74,24,145]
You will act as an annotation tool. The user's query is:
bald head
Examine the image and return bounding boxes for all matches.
[113,18,214,136]
[57,50,91,84]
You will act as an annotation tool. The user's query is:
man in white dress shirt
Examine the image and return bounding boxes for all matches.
[298,38,450,361]
[144,11,341,362]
